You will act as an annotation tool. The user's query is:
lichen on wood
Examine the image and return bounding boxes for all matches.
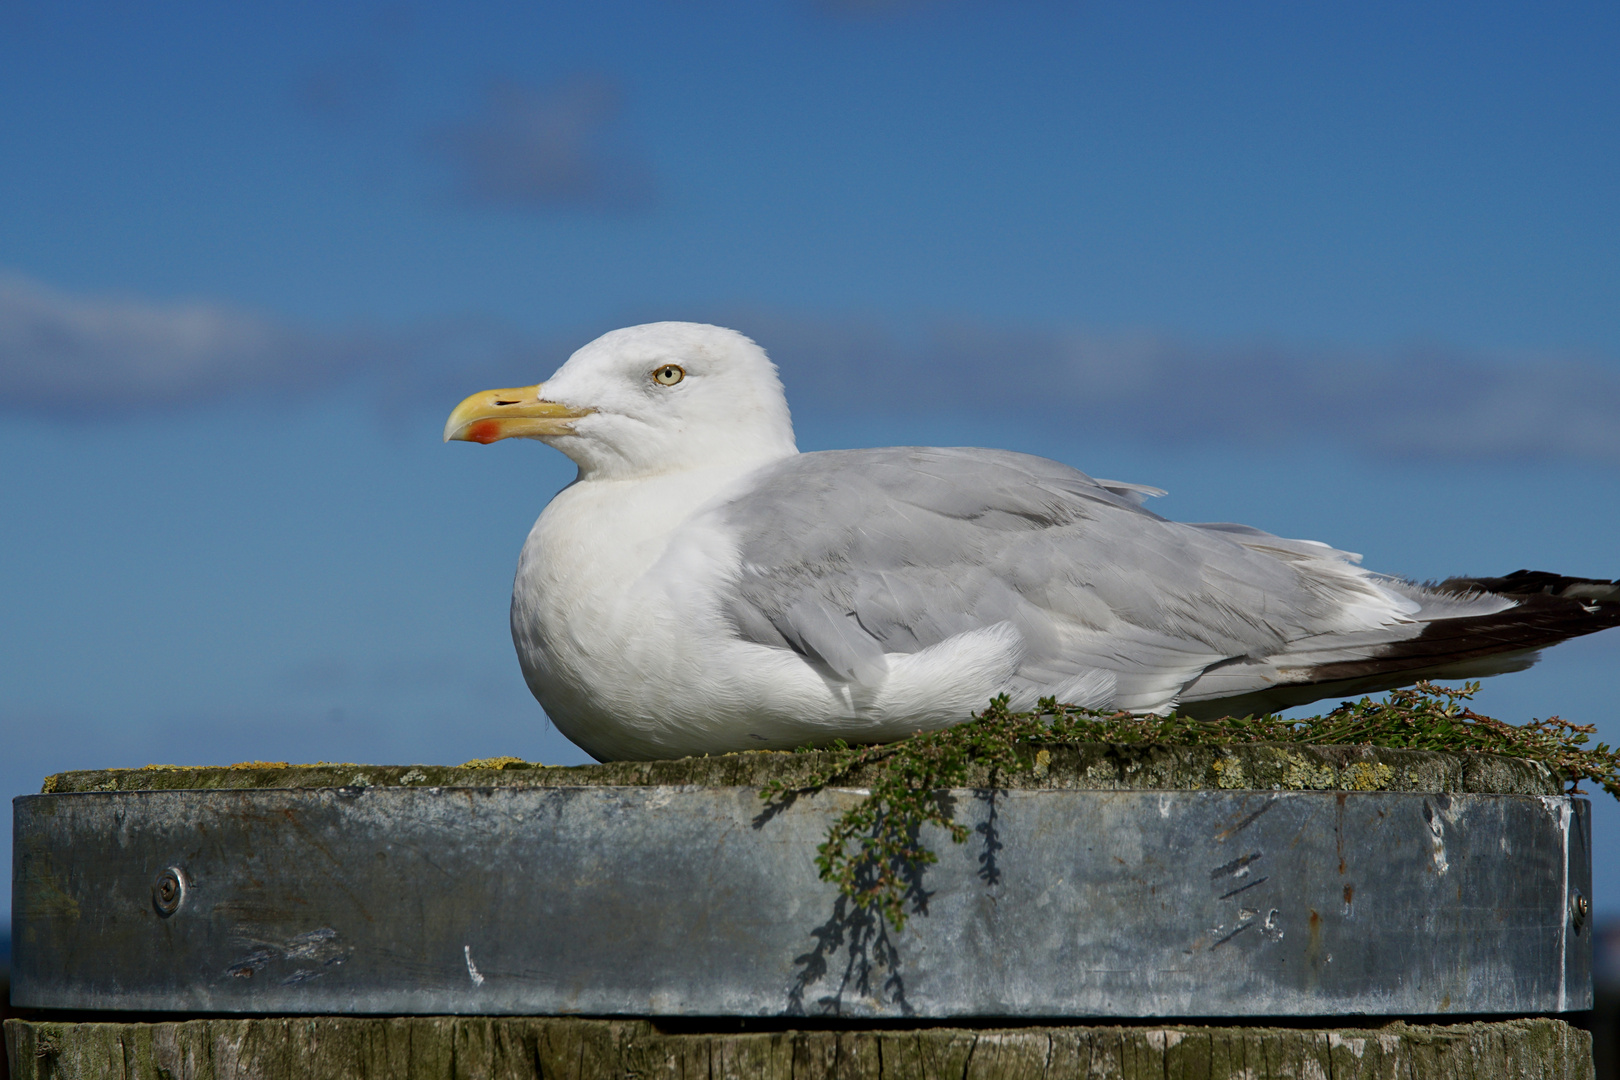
[38,740,1566,798]
[2,1016,1594,1080]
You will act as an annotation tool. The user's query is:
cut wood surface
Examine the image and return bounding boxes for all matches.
[40,743,1563,796]
[3,1016,1593,1080]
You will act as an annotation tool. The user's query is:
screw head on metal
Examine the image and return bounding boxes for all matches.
[1571,890,1590,929]
[152,866,187,917]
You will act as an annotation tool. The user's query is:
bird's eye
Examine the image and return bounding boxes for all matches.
[652,364,685,386]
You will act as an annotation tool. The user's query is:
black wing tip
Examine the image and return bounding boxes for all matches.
[1190,568,1618,719]
[1433,568,1620,602]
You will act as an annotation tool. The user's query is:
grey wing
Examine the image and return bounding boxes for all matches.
[708,447,1433,712]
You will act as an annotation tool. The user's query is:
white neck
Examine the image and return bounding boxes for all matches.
[541,418,797,484]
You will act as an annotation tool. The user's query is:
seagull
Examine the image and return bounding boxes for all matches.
[446,322,1620,762]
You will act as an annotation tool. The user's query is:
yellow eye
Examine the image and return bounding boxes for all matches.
[652,364,685,386]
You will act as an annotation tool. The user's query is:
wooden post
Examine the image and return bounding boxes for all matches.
[7,747,1596,1078]
[3,1016,1594,1079]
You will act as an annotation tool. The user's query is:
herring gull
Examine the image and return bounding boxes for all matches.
[445,322,1620,762]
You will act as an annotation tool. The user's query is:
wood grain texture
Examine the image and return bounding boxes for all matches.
[4,1017,1593,1080]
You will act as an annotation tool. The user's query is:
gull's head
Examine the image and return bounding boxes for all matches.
[444,322,797,480]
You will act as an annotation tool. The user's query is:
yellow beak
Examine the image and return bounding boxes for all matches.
[443,385,592,444]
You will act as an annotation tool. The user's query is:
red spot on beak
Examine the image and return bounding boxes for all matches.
[467,420,503,444]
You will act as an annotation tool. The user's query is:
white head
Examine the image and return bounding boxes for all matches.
[444,322,798,480]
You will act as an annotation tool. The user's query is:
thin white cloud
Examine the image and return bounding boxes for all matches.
[0,270,559,416]
[735,313,1620,465]
[0,272,373,411]
[2,269,1616,465]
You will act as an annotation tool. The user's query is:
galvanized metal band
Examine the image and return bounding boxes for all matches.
[10,786,1593,1018]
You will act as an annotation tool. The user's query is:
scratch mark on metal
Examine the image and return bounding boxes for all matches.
[1210,919,1255,949]
[1209,851,1263,880]
[1336,792,1347,874]
[1422,801,1448,875]
[1214,797,1278,842]
[464,945,486,987]
[225,927,348,980]
[1218,876,1269,900]
[225,949,273,979]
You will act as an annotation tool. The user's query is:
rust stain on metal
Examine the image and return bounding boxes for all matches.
[1213,796,1278,842]
[278,806,342,866]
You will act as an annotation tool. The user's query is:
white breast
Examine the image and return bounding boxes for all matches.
[510,467,809,759]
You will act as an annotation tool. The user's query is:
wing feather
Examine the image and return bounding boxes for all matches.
[709,447,1440,712]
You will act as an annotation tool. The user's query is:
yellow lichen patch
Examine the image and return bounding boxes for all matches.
[1032,748,1052,778]
[1280,752,1337,790]
[1346,762,1395,790]
[461,756,532,770]
[228,761,290,770]
[1212,756,1247,789]
[139,764,185,770]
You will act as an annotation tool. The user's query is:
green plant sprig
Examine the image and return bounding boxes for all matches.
[759,681,1618,930]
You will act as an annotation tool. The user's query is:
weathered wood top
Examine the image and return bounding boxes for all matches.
[2,1015,1595,1080]
[40,741,1565,795]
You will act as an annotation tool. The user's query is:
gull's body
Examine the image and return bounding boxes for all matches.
[447,322,1620,762]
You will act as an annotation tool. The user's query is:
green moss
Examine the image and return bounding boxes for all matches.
[758,681,1616,929]
[36,681,1613,937]
[39,741,1563,797]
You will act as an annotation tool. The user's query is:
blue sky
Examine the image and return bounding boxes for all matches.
[3,0,1618,921]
